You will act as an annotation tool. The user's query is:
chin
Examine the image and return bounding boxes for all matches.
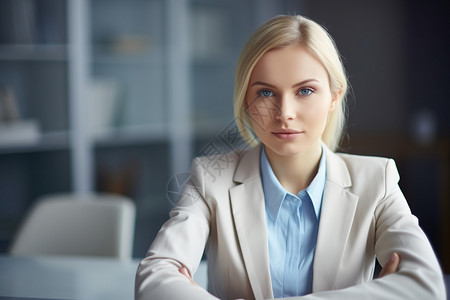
[262,136,323,158]
[265,141,309,157]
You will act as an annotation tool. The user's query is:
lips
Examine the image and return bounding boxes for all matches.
[272,129,303,141]
[273,129,302,134]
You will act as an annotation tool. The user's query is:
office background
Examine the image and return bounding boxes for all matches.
[0,0,448,273]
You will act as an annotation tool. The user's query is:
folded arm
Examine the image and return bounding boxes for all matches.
[135,164,219,300]
[285,160,446,299]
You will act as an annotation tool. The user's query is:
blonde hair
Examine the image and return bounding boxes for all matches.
[234,15,348,151]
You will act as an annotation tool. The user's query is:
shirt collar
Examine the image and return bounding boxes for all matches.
[260,145,326,222]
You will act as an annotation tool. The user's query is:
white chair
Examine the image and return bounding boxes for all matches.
[9,193,136,260]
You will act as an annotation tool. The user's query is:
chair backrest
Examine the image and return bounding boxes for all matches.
[9,193,136,259]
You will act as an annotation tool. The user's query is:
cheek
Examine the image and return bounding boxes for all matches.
[303,100,330,118]
[249,110,271,143]
[247,99,277,129]
[301,102,331,129]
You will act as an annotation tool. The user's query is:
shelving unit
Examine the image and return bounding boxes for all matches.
[0,0,301,257]
[0,0,71,251]
[87,0,263,257]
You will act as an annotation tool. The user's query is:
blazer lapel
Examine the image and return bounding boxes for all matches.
[313,147,359,292]
[229,145,274,299]
[229,145,359,296]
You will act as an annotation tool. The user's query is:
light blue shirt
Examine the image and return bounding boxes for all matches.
[260,146,326,297]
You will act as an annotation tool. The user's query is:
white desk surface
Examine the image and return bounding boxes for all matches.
[4,254,443,300]
[0,254,208,300]
[0,254,139,300]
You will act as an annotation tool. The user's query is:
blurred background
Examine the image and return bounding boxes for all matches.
[0,0,448,273]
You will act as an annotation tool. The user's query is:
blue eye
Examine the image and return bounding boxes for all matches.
[258,89,274,97]
[299,88,313,96]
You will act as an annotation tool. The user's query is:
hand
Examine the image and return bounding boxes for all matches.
[179,266,199,286]
[378,252,400,278]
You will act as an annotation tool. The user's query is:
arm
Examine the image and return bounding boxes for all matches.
[135,160,219,300]
[377,252,400,278]
[285,159,446,299]
[179,253,402,295]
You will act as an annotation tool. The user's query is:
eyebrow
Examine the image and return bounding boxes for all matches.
[250,79,319,89]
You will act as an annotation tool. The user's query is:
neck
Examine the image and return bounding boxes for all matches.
[265,142,322,194]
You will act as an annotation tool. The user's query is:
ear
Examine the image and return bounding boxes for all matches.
[329,89,342,111]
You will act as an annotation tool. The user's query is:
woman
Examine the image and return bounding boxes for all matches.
[135,15,446,299]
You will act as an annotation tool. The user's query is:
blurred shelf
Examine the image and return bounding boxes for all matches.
[193,119,236,137]
[191,54,235,66]
[0,131,70,154]
[93,124,168,148]
[0,44,68,61]
[92,51,164,66]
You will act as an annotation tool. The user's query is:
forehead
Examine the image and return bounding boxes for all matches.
[250,43,329,85]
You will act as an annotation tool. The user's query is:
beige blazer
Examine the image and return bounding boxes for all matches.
[135,145,446,299]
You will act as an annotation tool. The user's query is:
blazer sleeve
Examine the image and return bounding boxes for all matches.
[135,158,220,300]
[281,159,446,300]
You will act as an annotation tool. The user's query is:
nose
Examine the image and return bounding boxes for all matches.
[275,95,296,122]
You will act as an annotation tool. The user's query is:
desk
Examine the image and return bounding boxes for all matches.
[0,254,446,299]
[0,255,139,300]
[0,255,208,300]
